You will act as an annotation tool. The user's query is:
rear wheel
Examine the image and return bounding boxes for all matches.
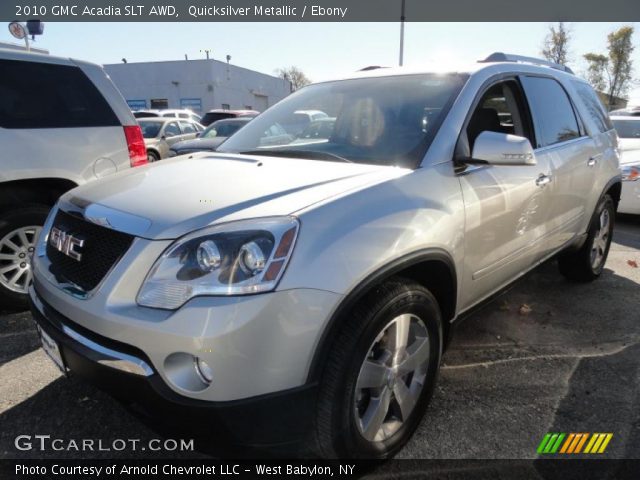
[312,278,442,458]
[147,151,160,162]
[558,194,615,282]
[0,206,50,309]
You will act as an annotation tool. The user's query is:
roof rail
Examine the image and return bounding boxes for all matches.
[479,52,574,75]
[359,65,388,71]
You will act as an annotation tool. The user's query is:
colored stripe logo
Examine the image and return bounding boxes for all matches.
[537,433,613,454]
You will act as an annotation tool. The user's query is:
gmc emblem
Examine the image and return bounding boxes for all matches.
[49,227,84,262]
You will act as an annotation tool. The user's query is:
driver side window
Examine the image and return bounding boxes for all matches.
[466,80,534,152]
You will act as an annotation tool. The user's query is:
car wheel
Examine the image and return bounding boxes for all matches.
[147,151,160,162]
[312,277,442,458]
[0,205,50,309]
[558,194,615,282]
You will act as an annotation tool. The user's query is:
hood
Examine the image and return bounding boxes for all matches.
[172,137,226,152]
[64,153,409,240]
[618,138,640,163]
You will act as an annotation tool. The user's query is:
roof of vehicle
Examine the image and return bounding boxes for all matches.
[204,109,260,115]
[0,47,100,70]
[610,115,640,121]
[321,53,581,84]
[138,117,199,124]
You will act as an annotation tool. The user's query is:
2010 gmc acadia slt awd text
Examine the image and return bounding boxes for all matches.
[29,53,622,458]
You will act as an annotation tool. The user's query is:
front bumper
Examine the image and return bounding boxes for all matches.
[29,288,318,447]
[619,180,640,215]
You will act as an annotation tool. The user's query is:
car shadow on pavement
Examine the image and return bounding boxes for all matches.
[401,257,640,460]
[0,310,40,368]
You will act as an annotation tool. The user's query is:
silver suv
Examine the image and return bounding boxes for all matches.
[29,53,621,458]
[0,49,147,308]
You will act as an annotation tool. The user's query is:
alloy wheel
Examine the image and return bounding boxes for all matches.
[354,314,430,442]
[0,226,42,294]
[590,209,611,270]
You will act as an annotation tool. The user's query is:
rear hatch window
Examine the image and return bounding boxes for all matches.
[0,59,119,129]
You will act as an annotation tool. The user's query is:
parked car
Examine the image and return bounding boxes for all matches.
[133,109,161,119]
[609,107,640,117]
[133,109,202,123]
[611,116,640,214]
[280,109,329,135]
[138,118,203,161]
[0,48,147,309]
[30,53,621,458]
[200,109,259,127]
[291,117,336,145]
[170,117,253,156]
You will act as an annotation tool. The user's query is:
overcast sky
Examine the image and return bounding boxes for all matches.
[2,22,639,102]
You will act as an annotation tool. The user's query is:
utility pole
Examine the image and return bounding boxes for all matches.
[399,0,406,66]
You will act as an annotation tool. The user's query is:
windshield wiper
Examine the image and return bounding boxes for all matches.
[238,149,353,163]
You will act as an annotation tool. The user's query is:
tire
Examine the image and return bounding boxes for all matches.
[558,194,615,282]
[312,277,442,458]
[0,205,51,310]
[147,151,160,162]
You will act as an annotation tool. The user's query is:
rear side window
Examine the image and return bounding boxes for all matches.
[179,121,196,134]
[0,59,119,129]
[572,81,613,134]
[521,76,581,148]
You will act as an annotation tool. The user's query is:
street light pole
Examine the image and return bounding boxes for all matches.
[399,0,406,66]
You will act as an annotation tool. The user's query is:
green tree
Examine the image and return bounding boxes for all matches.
[275,66,311,91]
[583,26,635,107]
[541,22,571,65]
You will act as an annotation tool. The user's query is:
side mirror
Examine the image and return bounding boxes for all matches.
[195,132,201,138]
[471,131,536,166]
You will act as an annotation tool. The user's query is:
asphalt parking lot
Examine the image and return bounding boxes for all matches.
[1,216,639,460]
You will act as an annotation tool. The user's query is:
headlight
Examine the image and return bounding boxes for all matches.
[621,164,639,181]
[137,217,299,309]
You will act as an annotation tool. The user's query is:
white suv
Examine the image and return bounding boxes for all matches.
[0,49,147,308]
[29,53,621,458]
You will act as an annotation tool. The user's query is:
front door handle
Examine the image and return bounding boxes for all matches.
[536,174,552,187]
[588,153,602,167]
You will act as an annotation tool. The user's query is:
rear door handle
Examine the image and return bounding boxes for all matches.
[536,174,552,187]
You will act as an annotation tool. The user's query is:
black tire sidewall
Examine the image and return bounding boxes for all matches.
[587,195,615,276]
[0,205,50,308]
[334,286,442,458]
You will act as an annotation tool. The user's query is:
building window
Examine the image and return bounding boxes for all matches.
[127,99,147,111]
[180,98,202,113]
[221,103,230,110]
[244,105,253,110]
[150,98,169,109]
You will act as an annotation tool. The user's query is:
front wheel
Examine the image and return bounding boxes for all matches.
[147,150,160,162]
[558,194,615,282]
[0,205,50,309]
[312,278,442,458]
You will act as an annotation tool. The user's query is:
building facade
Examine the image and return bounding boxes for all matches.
[104,59,291,113]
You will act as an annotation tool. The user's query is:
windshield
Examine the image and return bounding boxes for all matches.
[138,120,163,138]
[218,74,467,167]
[613,119,640,138]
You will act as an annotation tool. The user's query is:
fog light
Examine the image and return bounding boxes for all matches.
[194,357,213,384]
